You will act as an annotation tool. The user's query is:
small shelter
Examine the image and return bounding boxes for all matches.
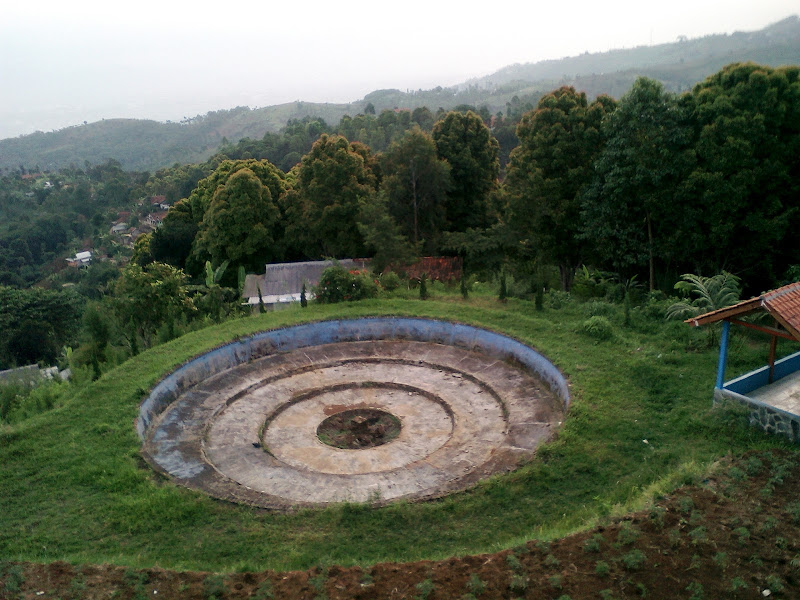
[686,281,800,441]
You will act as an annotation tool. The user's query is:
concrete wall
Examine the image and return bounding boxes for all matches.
[137,317,570,440]
[724,350,800,396]
[714,387,800,443]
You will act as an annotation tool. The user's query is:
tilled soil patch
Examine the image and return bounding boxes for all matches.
[3,450,800,599]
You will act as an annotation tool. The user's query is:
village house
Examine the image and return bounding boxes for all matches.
[66,250,92,268]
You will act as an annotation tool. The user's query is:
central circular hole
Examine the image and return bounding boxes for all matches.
[316,408,402,450]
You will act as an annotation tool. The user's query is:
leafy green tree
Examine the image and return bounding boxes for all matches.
[505,87,615,291]
[283,134,378,258]
[357,191,417,273]
[432,111,500,231]
[131,232,154,267]
[313,265,378,303]
[193,168,281,271]
[666,271,741,321]
[419,273,429,300]
[80,302,112,378]
[685,63,800,289]
[581,78,695,291]
[380,127,451,252]
[0,286,83,368]
[411,107,435,131]
[150,199,198,268]
[186,159,286,230]
[197,260,230,322]
[112,262,195,347]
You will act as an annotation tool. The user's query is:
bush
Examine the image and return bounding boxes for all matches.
[581,316,614,340]
[547,290,571,309]
[380,271,402,292]
[583,301,616,318]
[314,266,379,304]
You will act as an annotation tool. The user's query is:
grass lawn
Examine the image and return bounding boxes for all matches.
[0,292,795,572]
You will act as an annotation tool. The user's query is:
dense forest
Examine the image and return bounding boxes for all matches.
[1,62,799,398]
[1,17,798,173]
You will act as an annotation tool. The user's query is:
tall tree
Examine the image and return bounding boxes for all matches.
[178,159,286,272]
[150,199,197,268]
[0,286,82,368]
[283,134,378,258]
[505,87,615,291]
[581,78,695,291]
[685,63,800,288]
[193,168,281,270]
[380,127,451,252]
[357,191,416,273]
[112,262,195,347]
[432,111,500,232]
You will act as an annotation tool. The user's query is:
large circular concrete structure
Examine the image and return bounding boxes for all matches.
[138,318,569,509]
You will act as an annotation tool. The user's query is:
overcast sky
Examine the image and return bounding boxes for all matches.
[0,0,796,140]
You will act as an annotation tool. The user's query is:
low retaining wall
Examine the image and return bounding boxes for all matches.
[137,317,570,440]
[724,350,800,396]
[714,387,800,443]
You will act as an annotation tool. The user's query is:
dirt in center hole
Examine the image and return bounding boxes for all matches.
[316,408,401,449]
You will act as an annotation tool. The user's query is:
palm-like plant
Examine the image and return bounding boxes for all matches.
[666,271,741,321]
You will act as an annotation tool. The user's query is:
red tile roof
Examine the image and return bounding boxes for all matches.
[687,281,800,341]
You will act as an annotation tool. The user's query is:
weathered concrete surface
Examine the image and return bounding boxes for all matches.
[139,320,568,509]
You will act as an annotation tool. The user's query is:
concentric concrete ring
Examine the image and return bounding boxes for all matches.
[138,318,569,509]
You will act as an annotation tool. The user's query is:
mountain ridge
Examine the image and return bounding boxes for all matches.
[2,15,798,173]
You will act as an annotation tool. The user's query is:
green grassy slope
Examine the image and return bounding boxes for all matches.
[0,297,790,572]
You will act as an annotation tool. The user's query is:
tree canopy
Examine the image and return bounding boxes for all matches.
[580,77,695,290]
[380,127,451,253]
[193,168,281,270]
[432,111,500,232]
[506,87,615,290]
[283,134,378,258]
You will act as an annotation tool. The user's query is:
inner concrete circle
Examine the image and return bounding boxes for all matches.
[139,318,569,509]
[316,407,402,450]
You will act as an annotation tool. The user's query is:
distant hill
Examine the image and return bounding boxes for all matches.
[2,16,798,173]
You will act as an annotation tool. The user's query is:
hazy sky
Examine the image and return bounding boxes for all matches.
[0,0,796,140]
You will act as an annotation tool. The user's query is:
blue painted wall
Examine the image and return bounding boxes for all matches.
[724,350,800,395]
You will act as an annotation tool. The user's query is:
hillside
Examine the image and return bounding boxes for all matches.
[1,16,798,173]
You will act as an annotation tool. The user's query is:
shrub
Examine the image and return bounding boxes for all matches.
[415,578,435,600]
[419,274,429,300]
[467,573,485,596]
[313,266,378,304]
[505,553,522,572]
[582,301,616,318]
[730,577,747,591]
[509,574,528,594]
[583,534,604,553]
[547,290,571,309]
[595,561,610,577]
[203,574,226,600]
[616,522,640,546]
[581,316,614,340]
[621,549,646,570]
[380,271,402,292]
